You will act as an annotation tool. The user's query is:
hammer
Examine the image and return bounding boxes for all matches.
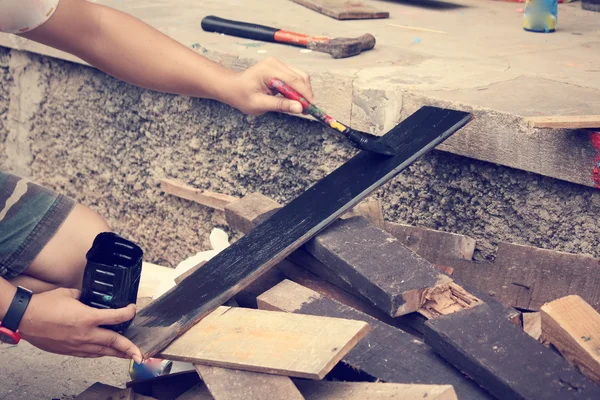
[201,16,376,59]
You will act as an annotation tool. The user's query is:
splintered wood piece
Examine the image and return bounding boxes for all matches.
[526,115,600,129]
[257,280,492,400]
[451,242,600,312]
[385,222,476,263]
[342,198,385,229]
[424,304,600,400]
[293,380,457,400]
[523,312,542,340]
[196,365,304,400]
[126,107,471,358]
[158,306,369,379]
[160,178,237,211]
[306,216,473,317]
[541,295,600,384]
[289,0,389,20]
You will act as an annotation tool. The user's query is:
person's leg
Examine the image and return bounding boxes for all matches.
[1,171,110,292]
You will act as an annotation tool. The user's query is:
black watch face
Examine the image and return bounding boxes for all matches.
[0,330,17,345]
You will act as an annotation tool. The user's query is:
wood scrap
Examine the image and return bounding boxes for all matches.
[526,115,600,129]
[158,306,369,379]
[196,365,304,400]
[450,242,600,312]
[257,279,493,400]
[540,295,600,384]
[522,312,542,340]
[289,0,389,20]
[384,222,476,263]
[424,303,600,400]
[293,380,457,400]
[160,178,237,211]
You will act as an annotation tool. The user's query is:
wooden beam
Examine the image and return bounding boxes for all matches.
[158,306,369,379]
[126,107,471,358]
[450,242,600,312]
[423,304,600,400]
[160,178,237,211]
[541,295,600,384]
[196,366,304,400]
[257,279,493,400]
[289,0,389,20]
[526,115,600,129]
[293,380,457,400]
[384,222,476,263]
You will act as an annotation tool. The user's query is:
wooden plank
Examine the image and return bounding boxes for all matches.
[450,242,600,312]
[158,306,369,379]
[541,295,600,384]
[523,312,542,340]
[289,0,389,20]
[160,178,237,211]
[125,106,471,358]
[306,216,459,317]
[257,279,493,400]
[195,365,304,400]
[423,304,600,400]
[526,115,600,129]
[293,380,457,400]
[384,222,476,263]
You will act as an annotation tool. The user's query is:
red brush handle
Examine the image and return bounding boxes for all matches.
[269,78,311,110]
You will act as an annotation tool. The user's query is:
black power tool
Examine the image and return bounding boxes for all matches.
[79,232,144,334]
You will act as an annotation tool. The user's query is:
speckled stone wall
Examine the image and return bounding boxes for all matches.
[1,46,599,268]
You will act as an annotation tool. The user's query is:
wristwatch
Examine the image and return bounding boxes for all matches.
[0,286,33,344]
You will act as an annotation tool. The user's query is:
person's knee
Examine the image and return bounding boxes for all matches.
[27,203,112,289]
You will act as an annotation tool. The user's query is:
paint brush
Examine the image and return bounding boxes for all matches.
[269,78,396,156]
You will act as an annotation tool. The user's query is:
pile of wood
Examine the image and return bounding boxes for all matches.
[76,179,600,400]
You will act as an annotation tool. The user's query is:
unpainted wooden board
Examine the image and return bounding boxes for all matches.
[424,304,600,400]
[158,306,369,379]
[196,365,304,400]
[526,115,600,129]
[257,279,492,400]
[289,0,389,20]
[160,178,237,211]
[450,242,600,312]
[522,312,542,340]
[293,380,457,400]
[541,295,600,384]
[384,222,476,263]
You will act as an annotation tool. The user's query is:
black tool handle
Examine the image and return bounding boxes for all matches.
[201,16,279,43]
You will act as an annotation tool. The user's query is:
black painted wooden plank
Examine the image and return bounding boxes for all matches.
[423,304,600,400]
[306,215,450,317]
[125,106,472,358]
[258,279,492,400]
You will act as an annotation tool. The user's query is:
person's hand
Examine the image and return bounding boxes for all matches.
[18,288,143,363]
[223,57,314,116]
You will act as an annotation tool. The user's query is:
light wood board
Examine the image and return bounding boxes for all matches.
[541,295,600,384]
[158,306,369,379]
[294,380,457,400]
[526,115,600,129]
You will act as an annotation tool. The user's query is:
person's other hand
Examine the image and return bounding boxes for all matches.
[224,57,314,115]
[19,288,143,363]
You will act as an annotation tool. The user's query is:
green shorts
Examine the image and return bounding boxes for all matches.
[0,171,75,279]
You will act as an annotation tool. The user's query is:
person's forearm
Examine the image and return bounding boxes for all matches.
[0,278,17,320]
[22,0,235,104]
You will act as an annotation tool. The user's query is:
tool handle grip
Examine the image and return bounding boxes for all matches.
[201,16,279,43]
[269,78,311,110]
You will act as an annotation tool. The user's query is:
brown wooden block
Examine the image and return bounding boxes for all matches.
[541,295,600,384]
[424,303,600,400]
[289,0,389,19]
[158,306,369,379]
[385,222,476,263]
[196,365,304,400]
[257,280,492,400]
[293,380,457,400]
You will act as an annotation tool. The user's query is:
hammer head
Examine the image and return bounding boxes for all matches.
[307,33,376,59]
